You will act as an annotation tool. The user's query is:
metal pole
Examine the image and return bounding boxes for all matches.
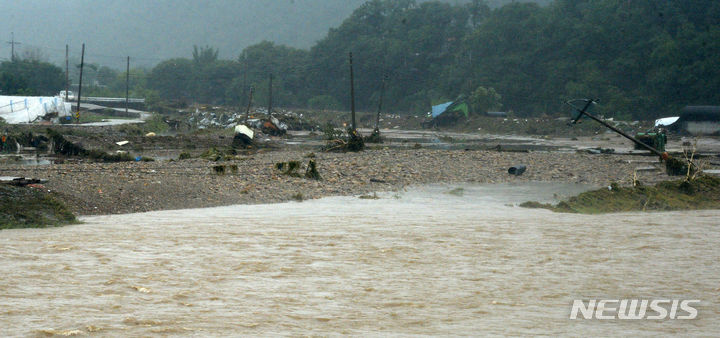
[75,43,85,123]
[126,56,130,114]
[7,32,21,61]
[245,86,254,125]
[349,52,356,130]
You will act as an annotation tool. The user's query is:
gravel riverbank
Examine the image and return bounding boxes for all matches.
[0,149,673,216]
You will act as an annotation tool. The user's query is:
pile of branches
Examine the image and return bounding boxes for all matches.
[323,127,365,152]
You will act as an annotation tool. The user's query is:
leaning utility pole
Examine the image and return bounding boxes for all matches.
[65,45,69,102]
[349,52,356,130]
[375,74,387,130]
[568,99,664,157]
[6,32,21,61]
[75,43,85,123]
[267,73,273,117]
[125,56,130,114]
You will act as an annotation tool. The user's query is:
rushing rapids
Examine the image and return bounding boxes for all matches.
[1,183,718,336]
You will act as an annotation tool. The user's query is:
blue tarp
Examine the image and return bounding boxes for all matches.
[431,101,453,118]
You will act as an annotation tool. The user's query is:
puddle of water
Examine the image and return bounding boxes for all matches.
[1,183,718,336]
[0,155,55,166]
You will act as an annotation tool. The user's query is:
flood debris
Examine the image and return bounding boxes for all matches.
[423,99,470,128]
[0,177,47,187]
[304,160,321,180]
[274,159,321,180]
[189,106,308,131]
[364,128,383,143]
[291,192,304,202]
[200,147,235,161]
[508,165,527,176]
[211,164,239,175]
[567,98,694,176]
[261,116,287,136]
[584,147,614,154]
[275,160,302,177]
[1,131,49,153]
[635,129,666,152]
[665,157,692,176]
[324,127,364,152]
[232,124,254,148]
[212,165,226,175]
[47,129,133,162]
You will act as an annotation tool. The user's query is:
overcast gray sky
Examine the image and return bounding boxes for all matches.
[0,0,542,69]
[0,0,377,67]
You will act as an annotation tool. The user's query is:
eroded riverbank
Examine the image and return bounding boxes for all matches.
[0,149,680,216]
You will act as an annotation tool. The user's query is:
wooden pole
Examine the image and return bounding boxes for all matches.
[375,74,386,130]
[244,86,254,125]
[242,56,248,107]
[75,43,85,123]
[349,52,356,130]
[267,73,273,117]
[125,56,130,114]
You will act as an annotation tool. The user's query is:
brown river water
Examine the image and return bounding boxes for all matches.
[1,183,718,336]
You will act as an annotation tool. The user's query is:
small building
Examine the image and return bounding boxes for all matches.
[670,106,720,135]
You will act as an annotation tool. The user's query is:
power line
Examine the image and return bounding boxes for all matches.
[6,32,22,61]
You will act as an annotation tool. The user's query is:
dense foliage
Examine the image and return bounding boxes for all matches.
[77,0,720,120]
[0,59,64,96]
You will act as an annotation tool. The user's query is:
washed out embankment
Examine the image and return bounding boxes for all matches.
[0,148,676,216]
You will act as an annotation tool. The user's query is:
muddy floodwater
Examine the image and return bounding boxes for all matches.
[1,183,719,336]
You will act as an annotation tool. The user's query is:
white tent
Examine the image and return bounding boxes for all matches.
[654,116,680,127]
[0,96,72,124]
